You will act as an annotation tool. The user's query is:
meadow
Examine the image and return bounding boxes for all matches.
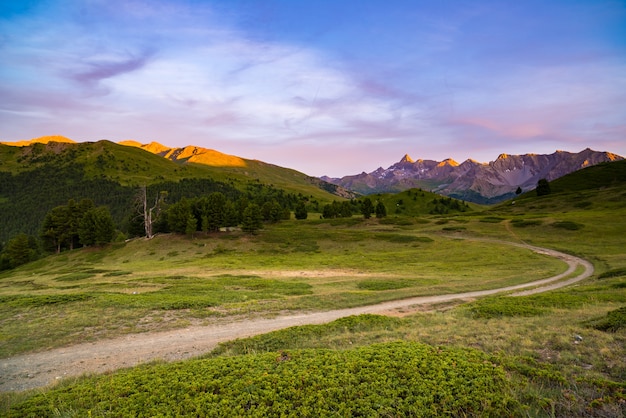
[1,181,625,416]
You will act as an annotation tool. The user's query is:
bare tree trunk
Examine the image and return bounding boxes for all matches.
[141,186,152,239]
[137,186,166,239]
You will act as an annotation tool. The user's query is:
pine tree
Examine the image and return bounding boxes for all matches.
[536,179,551,196]
[375,201,387,218]
[361,198,374,219]
[79,207,115,246]
[242,203,263,233]
[294,201,308,220]
[2,233,37,268]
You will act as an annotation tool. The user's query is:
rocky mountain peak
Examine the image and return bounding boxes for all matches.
[399,154,414,163]
[438,158,459,167]
[324,149,624,204]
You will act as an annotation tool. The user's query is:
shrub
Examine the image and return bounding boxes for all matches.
[480,216,506,223]
[375,234,433,243]
[379,217,416,226]
[442,226,466,231]
[0,294,92,308]
[511,219,543,228]
[6,342,518,417]
[53,272,95,281]
[551,221,583,231]
[586,306,626,332]
[598,268,626,280]
[466,297,546,319]
[357,278,416,290]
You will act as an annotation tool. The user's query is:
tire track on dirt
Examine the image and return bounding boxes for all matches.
[0,240,593,392]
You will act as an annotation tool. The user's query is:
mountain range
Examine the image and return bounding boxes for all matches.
[321,149,623,204]
[2,136,623,205]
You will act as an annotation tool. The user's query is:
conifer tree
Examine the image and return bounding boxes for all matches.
[294,201,308,220]
[375,201,387,218]
[242,203,263,233]
[79,207,115,246]
[361,198,374,219]
[2,233,37,268]
[536,179,551,196]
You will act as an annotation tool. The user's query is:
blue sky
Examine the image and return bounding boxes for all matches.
[1,0,624,177]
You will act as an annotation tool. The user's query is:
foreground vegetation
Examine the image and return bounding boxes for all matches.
[1,161,625,416]
[5,341,516,417]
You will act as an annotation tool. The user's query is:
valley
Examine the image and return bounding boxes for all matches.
[0,141,624,416]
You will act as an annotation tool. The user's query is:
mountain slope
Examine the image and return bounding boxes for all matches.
[490,158,626,214]
[0,138,352,242]
[323,149,623,204]
[0,138,353,200]
[117,140,356,199]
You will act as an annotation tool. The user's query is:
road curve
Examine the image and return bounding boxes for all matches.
[0,240,593,392]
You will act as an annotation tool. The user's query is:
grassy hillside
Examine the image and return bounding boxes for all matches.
[0,140,347,242]
[0,140,344,199]
[373,187,482,216]
[1,157,625,416]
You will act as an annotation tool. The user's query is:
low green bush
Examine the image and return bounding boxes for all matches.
[378,217,416,226]
[551,221,583,230]
[0,294,92,308]
[441,226,466,231]
[598,268,626,280]
[6,342,518,417]
[211,315,404,355]
[511,219,543,228]
[357,278,417,290]
[480,216,505,223]
[466,297,547,319]
[375,233,434,243]
[54,272,95,281]
[586,306,626,332]
[102,270,132,277]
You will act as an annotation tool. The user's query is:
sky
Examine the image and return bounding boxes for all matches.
[1,0,625,177]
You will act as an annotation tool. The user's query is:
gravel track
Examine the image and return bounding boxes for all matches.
[0,240,593,392]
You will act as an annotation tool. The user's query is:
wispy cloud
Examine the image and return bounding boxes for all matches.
[70,51,154,89]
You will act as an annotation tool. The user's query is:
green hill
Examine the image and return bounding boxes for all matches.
[372,188,480,217]
[490,159,626,214]
[0,140,349,242]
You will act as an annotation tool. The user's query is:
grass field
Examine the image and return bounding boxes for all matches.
[0,217,568,358]
[1,177,625,416]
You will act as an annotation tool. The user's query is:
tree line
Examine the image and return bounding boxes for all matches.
[0,162,319,243]
[320,197,387,219]
[1,198,116,270]
[0,158,319,269]
[0,185,310,270]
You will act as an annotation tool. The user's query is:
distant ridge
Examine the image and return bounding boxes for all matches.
[0,135,76,146]
[322,148,624,204]
[120,141,246,167]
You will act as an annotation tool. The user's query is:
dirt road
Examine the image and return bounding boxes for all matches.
[0,241,593,392]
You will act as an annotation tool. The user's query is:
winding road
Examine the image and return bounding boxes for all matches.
[0,240,594,392]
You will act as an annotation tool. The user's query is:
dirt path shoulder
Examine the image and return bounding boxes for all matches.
[0,241,593,392]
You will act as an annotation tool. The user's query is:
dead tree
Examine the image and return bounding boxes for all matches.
[136,186,167,238]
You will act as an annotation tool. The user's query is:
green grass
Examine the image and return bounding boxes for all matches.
[0,221,570,357]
